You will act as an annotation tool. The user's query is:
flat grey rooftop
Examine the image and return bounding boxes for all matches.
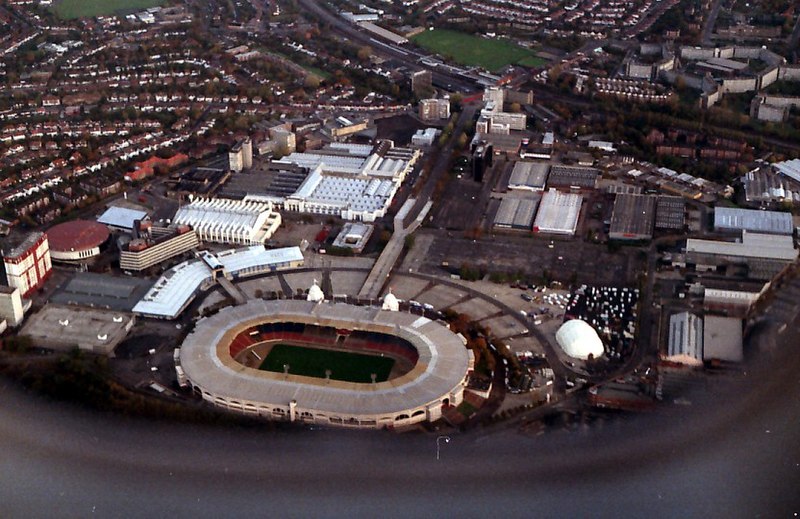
[51,272,154,312]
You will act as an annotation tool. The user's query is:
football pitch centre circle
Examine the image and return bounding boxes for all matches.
[179,299,473,429]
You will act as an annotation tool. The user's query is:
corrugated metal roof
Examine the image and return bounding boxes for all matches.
[713,207,793,235]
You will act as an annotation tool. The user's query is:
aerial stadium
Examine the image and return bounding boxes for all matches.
[178,299,473,429]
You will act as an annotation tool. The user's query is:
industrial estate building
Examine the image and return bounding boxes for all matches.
[119,222,200,272]
[702,285,764,318]
[133,246,304,319]
[178,299,473,429]
[547,165,600,190]
[173,197,281,245]
[655,196,686,230]
[493,197,539,230]
[703,316,743,363]
[0,232,51,297]
[508,161,549,191]
[665,313,744,365]
[713,207,793,235]
[683,231,797,279]
[609,194,657,241]
[665,311,704,366]
[533,189,583,235]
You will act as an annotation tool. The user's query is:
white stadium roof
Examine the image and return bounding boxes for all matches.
[180,300,471,418]
[556,319,604,360]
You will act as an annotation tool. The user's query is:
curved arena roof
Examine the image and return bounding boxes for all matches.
[47,220,110,252]
[180,300,471,425]
[556,319,605,360]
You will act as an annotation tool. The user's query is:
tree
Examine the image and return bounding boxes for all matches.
[510,102,521,113]
[303,75,320,90]
[357,46,372,62]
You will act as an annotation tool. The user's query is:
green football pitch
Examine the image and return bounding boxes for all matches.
[54,0,165,19]
[411,29,546,72]
[260,344,395,383]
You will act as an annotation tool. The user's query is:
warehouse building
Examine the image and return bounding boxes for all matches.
[713,207,793,235]
[703,316,743,363]
[664,311,704,366]
[173,198,281,245]
[609,194,656,241]
[655,196,686,230]
[508,162,549,191]
[493,197,539,230]
[533,189,582,235]
[682,231,797,280]
[547,165,599,190]
[703,287,762,318]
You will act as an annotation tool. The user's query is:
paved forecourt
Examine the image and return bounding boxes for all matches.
[179,299,473,429]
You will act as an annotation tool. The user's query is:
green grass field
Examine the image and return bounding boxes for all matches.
[54,0,165,19]
[260,344,394,383]
[411,29,546,72]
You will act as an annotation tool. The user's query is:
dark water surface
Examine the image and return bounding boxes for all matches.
[1,343,799,518]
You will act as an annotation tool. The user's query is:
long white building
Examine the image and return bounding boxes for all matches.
[533,189,583,235]
[133,246,304,319]
[173,197,281,245]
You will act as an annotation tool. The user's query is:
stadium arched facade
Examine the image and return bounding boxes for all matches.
[178,299,473,429]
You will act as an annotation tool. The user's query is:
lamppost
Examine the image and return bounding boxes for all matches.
[436,435,450,460]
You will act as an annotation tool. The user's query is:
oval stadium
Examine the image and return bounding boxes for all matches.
[178,299,473,429]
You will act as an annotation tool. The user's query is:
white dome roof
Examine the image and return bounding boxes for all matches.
[556,319,604,360]
[307,281,324,303]
[381,292,399,312]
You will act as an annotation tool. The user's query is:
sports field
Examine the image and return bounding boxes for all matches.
[411,29,546,72]
[260,344,395,383]
[54,0,164,19]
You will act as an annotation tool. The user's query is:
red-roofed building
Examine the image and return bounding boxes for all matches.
[125,153,188,182]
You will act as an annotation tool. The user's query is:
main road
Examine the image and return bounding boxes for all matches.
[295,0,478,93]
